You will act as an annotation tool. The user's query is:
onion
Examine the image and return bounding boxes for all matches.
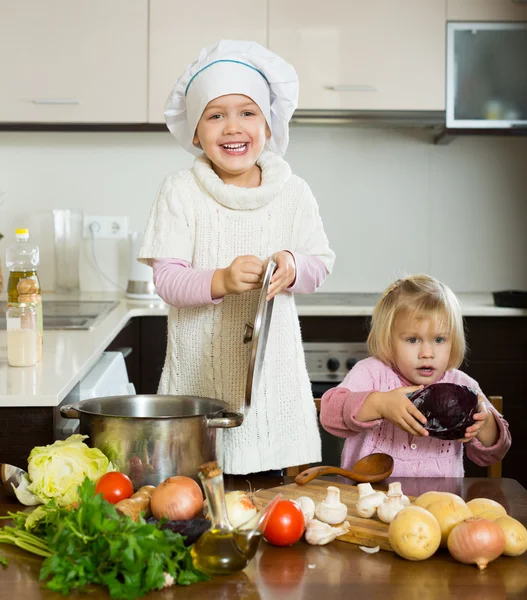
[447,518,506,570]
[203,490,259,528]
[494,515,527,557]
[150,476,203,520]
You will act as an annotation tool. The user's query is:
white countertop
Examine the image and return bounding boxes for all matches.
[1,291,525,408]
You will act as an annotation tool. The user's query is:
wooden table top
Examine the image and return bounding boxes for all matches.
[1,476,527,600]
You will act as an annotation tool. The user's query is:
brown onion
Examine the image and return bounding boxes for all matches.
[150,476,203,520]
[448,518,506,570]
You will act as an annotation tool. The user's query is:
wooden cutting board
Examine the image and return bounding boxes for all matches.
[254,480,415,551]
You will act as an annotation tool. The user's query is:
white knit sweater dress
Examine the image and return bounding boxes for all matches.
[139,151,335,474]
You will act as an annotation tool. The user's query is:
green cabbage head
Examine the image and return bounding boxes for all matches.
[27,434,113,506]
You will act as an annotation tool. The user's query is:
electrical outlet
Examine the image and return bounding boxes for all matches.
[83,216,129,240]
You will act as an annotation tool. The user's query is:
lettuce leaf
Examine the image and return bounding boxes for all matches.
[26,434,113,506]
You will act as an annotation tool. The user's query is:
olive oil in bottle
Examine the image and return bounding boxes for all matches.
[193,462,269,577]
[191,529,262,576]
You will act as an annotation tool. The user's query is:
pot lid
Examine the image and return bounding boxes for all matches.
[243,258,277,410]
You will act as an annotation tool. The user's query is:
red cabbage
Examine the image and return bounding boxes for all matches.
[408,383,478,440]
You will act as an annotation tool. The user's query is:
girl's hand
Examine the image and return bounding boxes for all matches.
[377,386,429,436]
[212,255,265,297]
[266,251,296,300]
[458,395,490,443]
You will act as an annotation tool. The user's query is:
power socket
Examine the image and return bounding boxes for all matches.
[83,216,129,240]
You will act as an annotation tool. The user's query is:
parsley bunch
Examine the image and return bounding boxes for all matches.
[2,479,208,598]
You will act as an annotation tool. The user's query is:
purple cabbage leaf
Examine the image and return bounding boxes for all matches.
[408,383,478,440]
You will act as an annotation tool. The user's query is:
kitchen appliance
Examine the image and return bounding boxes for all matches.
[53,209,83,293]
[304,342,369,467]
[126,231,158,300]
[493,290,527,309]
[0,300,118,330]
[60,260,277,487]
[55,350,136,440]
[446,22,527,129]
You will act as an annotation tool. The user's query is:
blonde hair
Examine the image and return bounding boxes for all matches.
[367,274,466,370]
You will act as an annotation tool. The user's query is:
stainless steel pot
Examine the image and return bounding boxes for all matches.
[60,395,243,488]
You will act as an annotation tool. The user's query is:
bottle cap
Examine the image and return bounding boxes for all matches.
[15,228,29,239]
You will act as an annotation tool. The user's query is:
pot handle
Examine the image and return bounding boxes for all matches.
[60,404,81,419]
[207,412,244,429]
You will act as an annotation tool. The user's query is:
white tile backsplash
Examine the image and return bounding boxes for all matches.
[1,126,526,293]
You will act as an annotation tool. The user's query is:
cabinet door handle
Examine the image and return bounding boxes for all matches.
[327,85,377,92]
[32,99,81,105]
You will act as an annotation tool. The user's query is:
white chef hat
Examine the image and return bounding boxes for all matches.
[164,40,298,157]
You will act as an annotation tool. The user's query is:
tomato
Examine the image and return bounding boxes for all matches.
[263,500,305,546]
[95,472,134,504]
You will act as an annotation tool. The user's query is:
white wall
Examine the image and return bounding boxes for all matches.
[1,126,526,293]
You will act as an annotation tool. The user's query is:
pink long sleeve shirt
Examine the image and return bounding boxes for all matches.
[320,357,511,478]
[152,252,328,308]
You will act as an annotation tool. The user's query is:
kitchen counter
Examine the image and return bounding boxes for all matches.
[0,291,525,408]
[1,475,527,599]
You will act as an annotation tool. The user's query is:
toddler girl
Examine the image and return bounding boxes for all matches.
[320,275,511,477]
[139,40,335,475]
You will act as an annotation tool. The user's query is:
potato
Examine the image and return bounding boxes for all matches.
[422,495,472,547]
[414,491,465,510]
[466,498,507,521]
[495,515,527,557]
[388,506,441,561]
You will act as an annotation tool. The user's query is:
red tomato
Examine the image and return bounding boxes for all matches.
[95,472,134,504]
[263,500,305,546]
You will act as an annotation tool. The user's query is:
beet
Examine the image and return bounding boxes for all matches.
[146,517,211,545]
[408,383,478,440]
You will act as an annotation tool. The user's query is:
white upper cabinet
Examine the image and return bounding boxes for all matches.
[447,0,527,21]
[0,1,148,123]
[148,0,267,123]
[269,0,446,111]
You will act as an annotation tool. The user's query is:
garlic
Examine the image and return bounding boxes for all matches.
[305,518,351,545]
[315,486,348,525]
[377,493,406,524]
[387,482,410,507]
[293,496,316,523]
[356,483,386,518]
[359,545,381,554]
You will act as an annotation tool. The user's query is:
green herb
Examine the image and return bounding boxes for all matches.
[0,479,208,598]
[0,525,52,557]
[0,555,8,566]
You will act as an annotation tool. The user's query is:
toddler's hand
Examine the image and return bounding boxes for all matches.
[378,386,429,437]
[214,255,265,297]
[266,251,296,300]
[458,395,490,443]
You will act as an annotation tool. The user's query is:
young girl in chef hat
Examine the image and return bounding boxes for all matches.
[320,274,511,478]
[139,40,335,475]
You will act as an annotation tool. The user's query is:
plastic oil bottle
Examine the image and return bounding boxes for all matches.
[6,229,43,360]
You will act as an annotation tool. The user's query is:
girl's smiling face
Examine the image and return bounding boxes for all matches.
[193,94,271,186]
[392,312,453,385]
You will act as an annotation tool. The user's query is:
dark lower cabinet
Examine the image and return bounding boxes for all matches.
[105,317,167,395]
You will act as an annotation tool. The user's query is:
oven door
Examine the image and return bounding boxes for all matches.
[311,381,346,468]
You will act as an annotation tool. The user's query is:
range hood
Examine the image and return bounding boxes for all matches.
[290,110,444,128]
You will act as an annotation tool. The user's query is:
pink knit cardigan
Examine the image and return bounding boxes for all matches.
[320,357,511,477]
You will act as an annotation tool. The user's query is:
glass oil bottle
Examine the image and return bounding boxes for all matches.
[191,461,281,576]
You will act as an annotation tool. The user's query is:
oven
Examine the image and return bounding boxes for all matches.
[304,342,369,467]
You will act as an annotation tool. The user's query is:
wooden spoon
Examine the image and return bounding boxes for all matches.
[294,453,394,486]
